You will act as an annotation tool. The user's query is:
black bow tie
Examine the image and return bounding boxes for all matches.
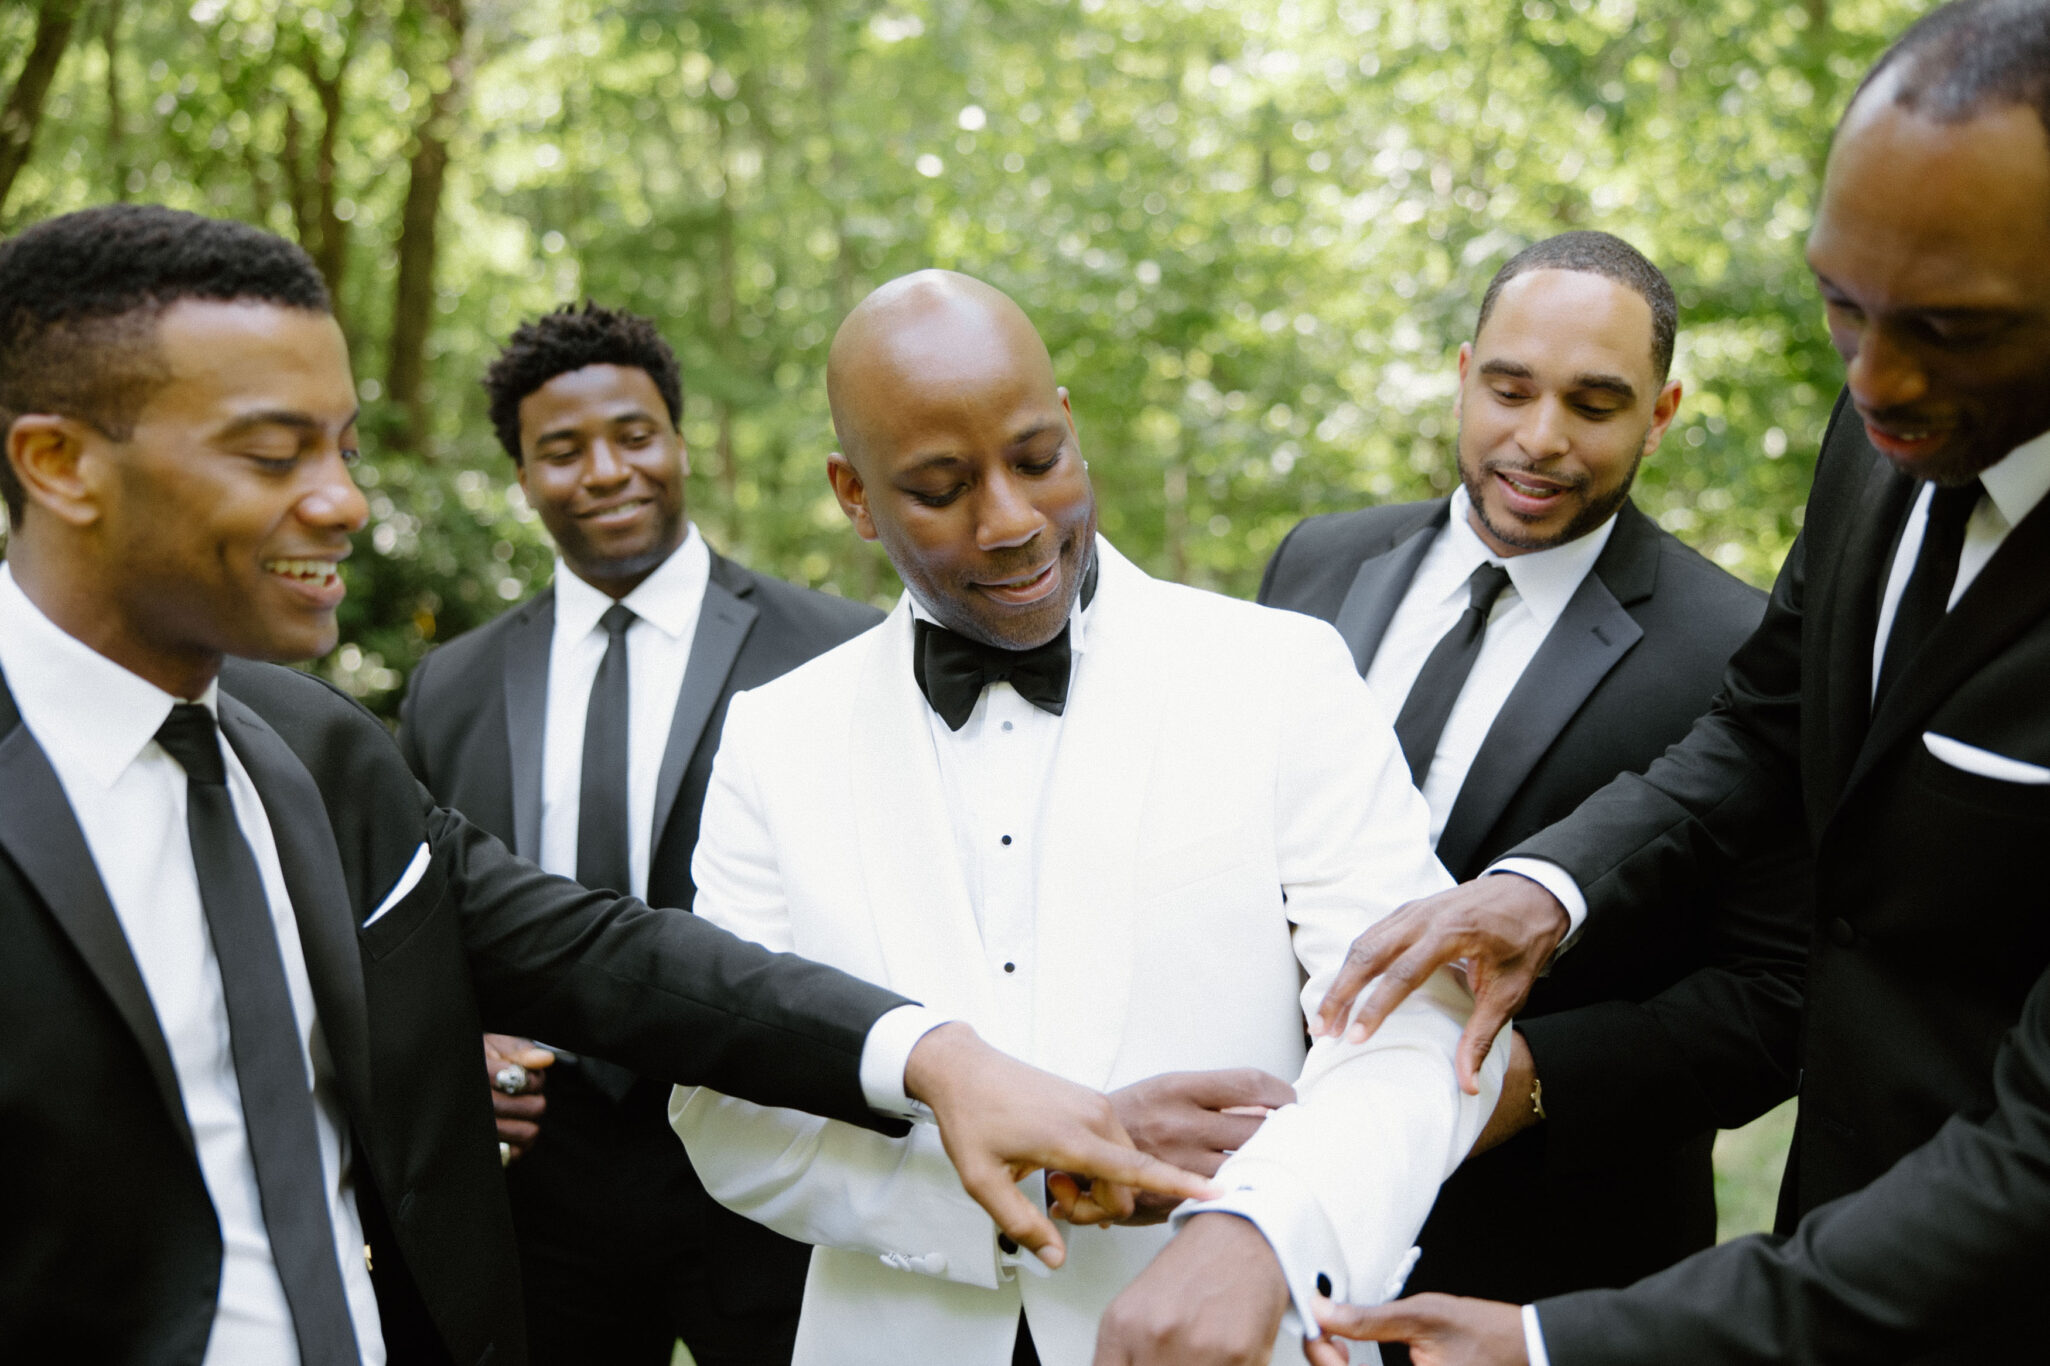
[913,619,1073,731]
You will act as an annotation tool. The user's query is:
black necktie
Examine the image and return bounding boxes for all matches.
[571,604,640,1102]
[914,620,1073,731]
[577,603,635,897]
[154,704,360,1366]
[1875,480,1982,707]
[1394,562,1514,787]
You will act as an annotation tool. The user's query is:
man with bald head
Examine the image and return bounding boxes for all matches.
[671,269,1506,1366]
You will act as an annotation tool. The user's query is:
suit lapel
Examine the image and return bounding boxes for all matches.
[0,678,194,1151]
[1816,458,1916,802]
[652,557,757,854]
[1843,489,2050,805]
[503,589,555,861]
[218,696,375,1129]
[849,607,1004,1044]
[1433,509,1652,877]
[1331,505,1447,676]
[1032,544,1160,1086]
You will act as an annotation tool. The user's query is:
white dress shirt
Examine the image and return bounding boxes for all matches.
[0,564,384,1366]
[911,590,1096,1039]
[536,529,942,1110]
[538,526,710,901]
[1519,427,2050,1366]
[1365,485,1617,846]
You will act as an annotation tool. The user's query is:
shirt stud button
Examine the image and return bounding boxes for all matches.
[1004,961,1016,973]
[1001,834,1012,846]
[1002,720,1014,731]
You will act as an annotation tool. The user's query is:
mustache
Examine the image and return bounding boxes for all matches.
[1482,460,1589,493]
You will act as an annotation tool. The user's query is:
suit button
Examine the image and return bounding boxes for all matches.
[1828,917,1855,947]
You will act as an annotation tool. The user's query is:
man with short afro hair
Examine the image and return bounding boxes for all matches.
[401,300,883,1366]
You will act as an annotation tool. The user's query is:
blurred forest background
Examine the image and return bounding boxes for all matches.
[1,0,1929,1245]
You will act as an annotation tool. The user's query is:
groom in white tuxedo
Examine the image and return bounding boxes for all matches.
[671,271,1506,1366]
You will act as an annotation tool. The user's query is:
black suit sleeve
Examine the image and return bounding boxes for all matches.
[1537,961,2050,1365]
[425,792,912,1131]
[1512,495,1809,927]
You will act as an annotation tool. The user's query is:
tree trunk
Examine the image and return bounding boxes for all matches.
[711,103,743,548]
[103,0,125,200]
[387,0,470,454]
[282,27,354,329]
[0,0,84,216]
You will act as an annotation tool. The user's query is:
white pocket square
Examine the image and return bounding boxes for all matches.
[366,842,432,926]
[1922,733,2050,785]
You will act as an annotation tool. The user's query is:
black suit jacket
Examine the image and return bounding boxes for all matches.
[0,656,907,1366]
[1528,393,2050,1363]
[1261,497,1807,1301]
[396,551,882,1320]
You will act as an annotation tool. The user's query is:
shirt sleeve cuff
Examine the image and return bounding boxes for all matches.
[1522,1303,1551,1366]
[858,1004,953,1119]
[1170,1164,1350,1343]
[1485,858,1588,951]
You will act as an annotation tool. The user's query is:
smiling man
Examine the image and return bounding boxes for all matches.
[1257,234,1805,1329]
[398,305,882,1366]
[670,269,1505,1366]
[1304,2,2050,1363]
[0,206,1214,1366]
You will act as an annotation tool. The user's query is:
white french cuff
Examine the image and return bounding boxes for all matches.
[1170,1158,1349,1344]
[1485,858,1589,951]
[858,1003,955,1120]
[1521,1303,1551,1366]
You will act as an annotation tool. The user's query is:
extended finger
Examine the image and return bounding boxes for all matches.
[1313,1295,1442,1342]
[1345,935,1460,1044]
[1056,1135,1220,1206]
[1183,1067,1298,1111]
[964,1162,1068,1268]
[1315,919,1409,1037]
[1455,989,1524,1095]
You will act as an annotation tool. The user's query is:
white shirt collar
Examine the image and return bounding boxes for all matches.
[552,522,710,644]
[1435,484,1617,630]
[0,562,217,791]
[1978,427,2050,531]
[904,544,1099,656]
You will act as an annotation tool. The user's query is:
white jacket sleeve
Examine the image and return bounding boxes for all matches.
[1175,619,1507,1334]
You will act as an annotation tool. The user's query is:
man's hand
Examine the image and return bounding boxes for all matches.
[483,1033,554,1162]
[1467,1030,1541,1159]
[903,1023,1219,1268]
[1313,874,1567,1093]
[1312,1292,1528,1366]
[1095,1212,1290,1365]
[1048,1068,1295,1225]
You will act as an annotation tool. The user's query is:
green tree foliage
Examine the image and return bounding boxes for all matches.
[0,0,1927,714]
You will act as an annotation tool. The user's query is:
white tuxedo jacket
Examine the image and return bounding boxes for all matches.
[673,540,1503,1366]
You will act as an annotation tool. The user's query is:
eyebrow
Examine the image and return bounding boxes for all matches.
[218,407,361,439]
[532,407,663,448]
[1479,359,1636,402]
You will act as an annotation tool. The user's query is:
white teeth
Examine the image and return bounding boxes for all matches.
[267,559,339,583]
